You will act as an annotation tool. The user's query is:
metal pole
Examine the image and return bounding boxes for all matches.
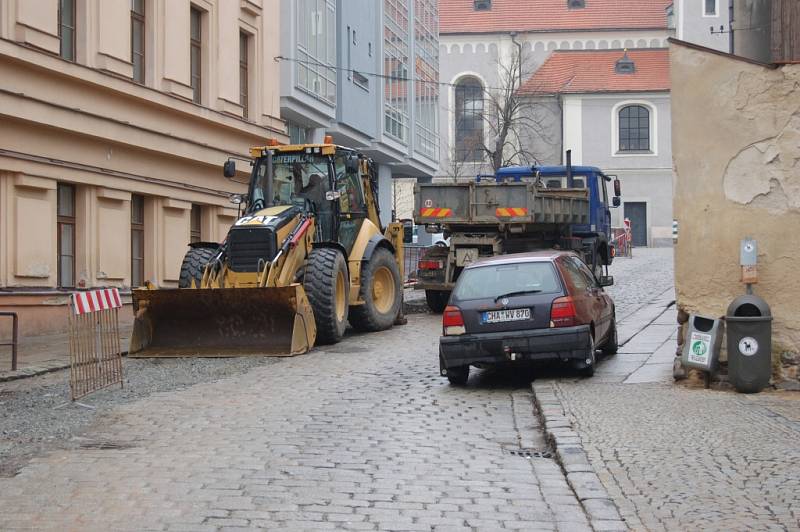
[265,149,274,208]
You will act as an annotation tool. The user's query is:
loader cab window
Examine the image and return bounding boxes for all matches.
[334,155,366,253]
[334,156,366,214]
[249,153,331,211]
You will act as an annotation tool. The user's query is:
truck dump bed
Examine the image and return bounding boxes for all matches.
[414,181,589,226]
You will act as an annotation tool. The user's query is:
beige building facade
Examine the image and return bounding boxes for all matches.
[0,0,285,337]
[670,40,800,381]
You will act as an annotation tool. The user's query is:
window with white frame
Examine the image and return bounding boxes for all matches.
[454,77,485,162]
[618,104,651,152]
[704,0,717,16]
[296,0,336,103]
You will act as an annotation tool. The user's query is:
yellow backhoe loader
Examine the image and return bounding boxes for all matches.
[129,137,405,357]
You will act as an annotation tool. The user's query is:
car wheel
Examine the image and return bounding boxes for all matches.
[601,317,618,356]
[446,365,470,386]
[578,332,596,377]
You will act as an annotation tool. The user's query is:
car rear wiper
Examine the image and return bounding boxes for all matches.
[494,290,542,302]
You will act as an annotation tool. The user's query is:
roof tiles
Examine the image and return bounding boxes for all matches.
[519,48,671,94]
[440,0,672,34]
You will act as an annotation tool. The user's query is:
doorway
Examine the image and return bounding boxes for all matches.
[624,202,648,247]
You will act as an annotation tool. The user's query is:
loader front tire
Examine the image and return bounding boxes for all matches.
[349,247,402,332]
[304,248,349,345]
[178,246,218,288]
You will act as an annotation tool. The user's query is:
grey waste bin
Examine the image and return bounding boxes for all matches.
[681,314,723,373]
[726,295,772,394]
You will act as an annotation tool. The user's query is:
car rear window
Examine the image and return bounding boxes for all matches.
[452,262,561,300]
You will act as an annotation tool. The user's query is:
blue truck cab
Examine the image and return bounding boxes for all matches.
[492,165,620,242]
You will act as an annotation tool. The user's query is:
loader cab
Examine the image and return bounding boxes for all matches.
[245,146,370,251]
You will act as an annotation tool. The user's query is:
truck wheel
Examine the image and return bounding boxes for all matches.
[349,247,401,332]
[425,290,450,313]
[304,248,349,345]
[178,246,218,288]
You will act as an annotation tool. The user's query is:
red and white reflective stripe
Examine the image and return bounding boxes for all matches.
[72,288,122,315]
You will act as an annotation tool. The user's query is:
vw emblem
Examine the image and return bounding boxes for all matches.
[501,298,509,307]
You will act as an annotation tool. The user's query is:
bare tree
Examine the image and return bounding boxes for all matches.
[445,47,560,176]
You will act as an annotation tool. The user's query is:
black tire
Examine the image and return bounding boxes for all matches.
[178,246,218,288]
[425,290,450,313]
[446,365,469,386]
[349,247,402,332]
[602,316,618,356]
[304,248,349,345]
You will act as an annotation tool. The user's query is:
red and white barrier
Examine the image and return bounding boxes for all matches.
[71,288,122,316]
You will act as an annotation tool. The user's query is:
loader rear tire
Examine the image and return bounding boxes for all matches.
[304,248,349,345]
[178,246,218,288]
[349,247,402,332]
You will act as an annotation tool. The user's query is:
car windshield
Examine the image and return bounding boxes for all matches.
[452,261,561,301]
[250,153,329,209]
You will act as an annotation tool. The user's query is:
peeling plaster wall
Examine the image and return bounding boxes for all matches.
[671,42,800,358]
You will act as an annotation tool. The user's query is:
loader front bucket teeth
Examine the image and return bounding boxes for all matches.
[129,285,317,357]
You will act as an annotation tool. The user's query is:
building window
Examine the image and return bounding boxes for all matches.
[58,0,76,61]
[474,0,491,10]
[454,77,485,162]
[618,105,650,152]
[567,0,585,9]
[414,0,439,160]
[131,195,145,288]
[296,0,336,103]
[384,0,410,142]
[288,124,308,144]
[131,0,145,84]
[190,204,202,243]
[704,0,717,16]
[57,184,76,288]
[190,7,202,104]
[239,31,250,119]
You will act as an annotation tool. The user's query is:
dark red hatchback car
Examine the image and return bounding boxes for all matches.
[438,250,617,385]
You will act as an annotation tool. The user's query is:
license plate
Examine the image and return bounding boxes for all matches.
[482,308,531,324]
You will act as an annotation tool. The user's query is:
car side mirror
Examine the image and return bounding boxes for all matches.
[598,275,614,287]
[612,196,621,208]
[613,178,621,197]
[223,160,236,178]
[229,193,246,205]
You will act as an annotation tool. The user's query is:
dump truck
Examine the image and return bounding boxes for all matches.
[413,161,621,312]
[130,138,404,357]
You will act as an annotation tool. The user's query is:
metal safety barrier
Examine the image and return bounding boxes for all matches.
[610,218,633,258]
[403,244,428,286]
[68,289,124,400]
[0,312,18,371]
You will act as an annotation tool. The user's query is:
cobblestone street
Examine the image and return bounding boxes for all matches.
[0,317,591,531]
[551,248,800,531]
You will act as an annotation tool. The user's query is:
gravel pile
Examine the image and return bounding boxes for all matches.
[0,355,281,477]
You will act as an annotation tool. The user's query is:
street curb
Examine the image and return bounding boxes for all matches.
[532,379,628,531]
[0,360,70,382]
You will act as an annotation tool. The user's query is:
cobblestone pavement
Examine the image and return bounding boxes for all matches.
[550,247,800,531]
[0,316,593,532]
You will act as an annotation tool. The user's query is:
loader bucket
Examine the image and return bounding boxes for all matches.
[129,285,317,357]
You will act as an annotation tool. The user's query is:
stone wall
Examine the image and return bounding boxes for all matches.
[670,40,800,385]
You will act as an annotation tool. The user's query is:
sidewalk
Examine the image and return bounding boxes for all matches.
[0,288,429,382]
[533,280,800,531]
[0,325,133,382]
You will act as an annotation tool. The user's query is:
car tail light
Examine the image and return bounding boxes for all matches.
[550,296,577,327]
[418,259,444,270]
[443,305,465,336]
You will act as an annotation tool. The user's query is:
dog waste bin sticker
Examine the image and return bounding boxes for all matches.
[739,337,758,357]
[689,332,711,366]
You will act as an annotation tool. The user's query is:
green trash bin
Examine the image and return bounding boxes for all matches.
[726,295,772,394]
